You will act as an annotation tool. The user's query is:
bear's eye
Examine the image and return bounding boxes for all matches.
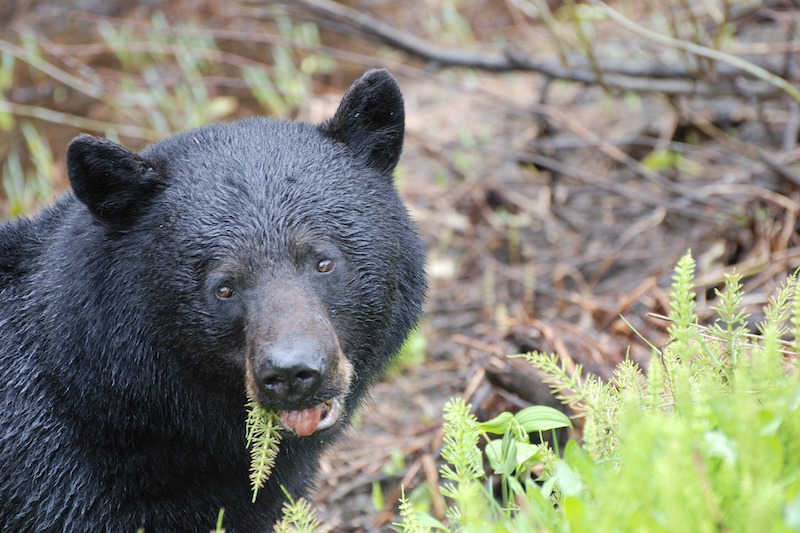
[215,285,234,300]
[317,259,334,273]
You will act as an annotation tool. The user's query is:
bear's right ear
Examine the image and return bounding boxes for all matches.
[67,134,165,223]
[319,69,404,173]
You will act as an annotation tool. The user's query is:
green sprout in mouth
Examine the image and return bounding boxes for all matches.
[245,400,283,503]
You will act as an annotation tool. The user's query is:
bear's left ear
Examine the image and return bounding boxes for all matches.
[67,134,165,223]
[319,69,404,173]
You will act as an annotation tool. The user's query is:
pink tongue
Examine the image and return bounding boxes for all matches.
[280,405,324,437]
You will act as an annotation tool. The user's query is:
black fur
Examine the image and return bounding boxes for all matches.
[0,69,425,532]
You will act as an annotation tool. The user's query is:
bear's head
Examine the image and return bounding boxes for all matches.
[64,70,426,437]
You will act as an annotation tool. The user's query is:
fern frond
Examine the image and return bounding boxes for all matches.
[760,271,797,340]
[612,358,647,405]
[394,488,435,533]
[245,400,283,503]
[752,272,798,386]
[439,398,482,484]
[272,489,324,533]
[667,250,698,354]
[710,270,749,369]
[513,352,587,409]
[791,273,800,357]
[438,398,491,527]
[517,351,619,458]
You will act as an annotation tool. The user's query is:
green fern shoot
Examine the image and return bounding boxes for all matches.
[245,400,283,503]
[438,397,488,527]
[272,487,325,533]
[710,270,749,370]
[667,250,698,355]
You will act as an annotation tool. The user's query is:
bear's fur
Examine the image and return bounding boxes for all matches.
[0,69,425,531]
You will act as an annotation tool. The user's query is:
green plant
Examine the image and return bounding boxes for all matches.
[479,405,570,508]
[2,122,57,216]
[272,487,326,533]
[0,10,331,147]
[399,251,800,532]
[396,398,571,532]
[244,401,283,503]
[97,12,237,135]
[244,14,334,118]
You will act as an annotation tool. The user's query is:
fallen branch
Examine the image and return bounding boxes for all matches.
[275,0,786,98]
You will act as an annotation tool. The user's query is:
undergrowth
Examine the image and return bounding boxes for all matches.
[393,250,800,532]
[272,488,326,533]
[0,11,332,215]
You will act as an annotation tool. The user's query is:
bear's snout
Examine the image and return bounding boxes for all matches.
[244,288,352,416]
[255,337,329,403]
[245,314,354,436]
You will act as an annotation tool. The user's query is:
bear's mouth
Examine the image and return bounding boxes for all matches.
[279,398,341,437]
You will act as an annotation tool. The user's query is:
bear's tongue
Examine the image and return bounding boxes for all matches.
[280,400,338,437]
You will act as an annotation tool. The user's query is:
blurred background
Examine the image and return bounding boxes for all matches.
[1,0,799,529]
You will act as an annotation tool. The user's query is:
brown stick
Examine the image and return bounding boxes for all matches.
[282,0,783,97]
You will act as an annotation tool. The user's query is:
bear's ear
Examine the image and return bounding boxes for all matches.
[66,134,165,223]
[319,69,404,173]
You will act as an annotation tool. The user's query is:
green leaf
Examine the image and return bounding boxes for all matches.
[514,441,541,467]
[0,109,14,131]
[371,481,385,511]
[641,148,680,171]
[478,412,514,434]
[414,512,448,530]
[555,460,583,498]
[502,435,519,476]
[484,439,505,473]
[514,406,572,432]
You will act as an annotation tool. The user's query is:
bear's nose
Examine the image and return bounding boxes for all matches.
[259,363,322,401]
[255,339,326,402]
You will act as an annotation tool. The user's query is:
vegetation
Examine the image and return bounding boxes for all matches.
[0,9,331,216]
[272,488,326,533]
[391,252,800,532]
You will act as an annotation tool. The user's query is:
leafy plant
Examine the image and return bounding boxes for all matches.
[272,487,326,533]
[396,398,572,532]
[2,122,57,216]
[479,405,570,508]
[244,14,334,118]
[398,251,800,532]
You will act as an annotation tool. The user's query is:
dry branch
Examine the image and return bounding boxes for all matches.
[277,0,787,98]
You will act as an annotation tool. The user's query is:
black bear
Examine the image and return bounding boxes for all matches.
[0,69,425,531]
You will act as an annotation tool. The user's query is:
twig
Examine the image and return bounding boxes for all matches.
[0,100,157,140]
[421,454,445,521]
[587,0,800,103]
[518,152,721,222]
[0,39,107,101]
[267,0,783,98]
[687,112,800,187]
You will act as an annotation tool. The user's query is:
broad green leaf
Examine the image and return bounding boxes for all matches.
[515,406,572,432]
[478,412,514,434]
